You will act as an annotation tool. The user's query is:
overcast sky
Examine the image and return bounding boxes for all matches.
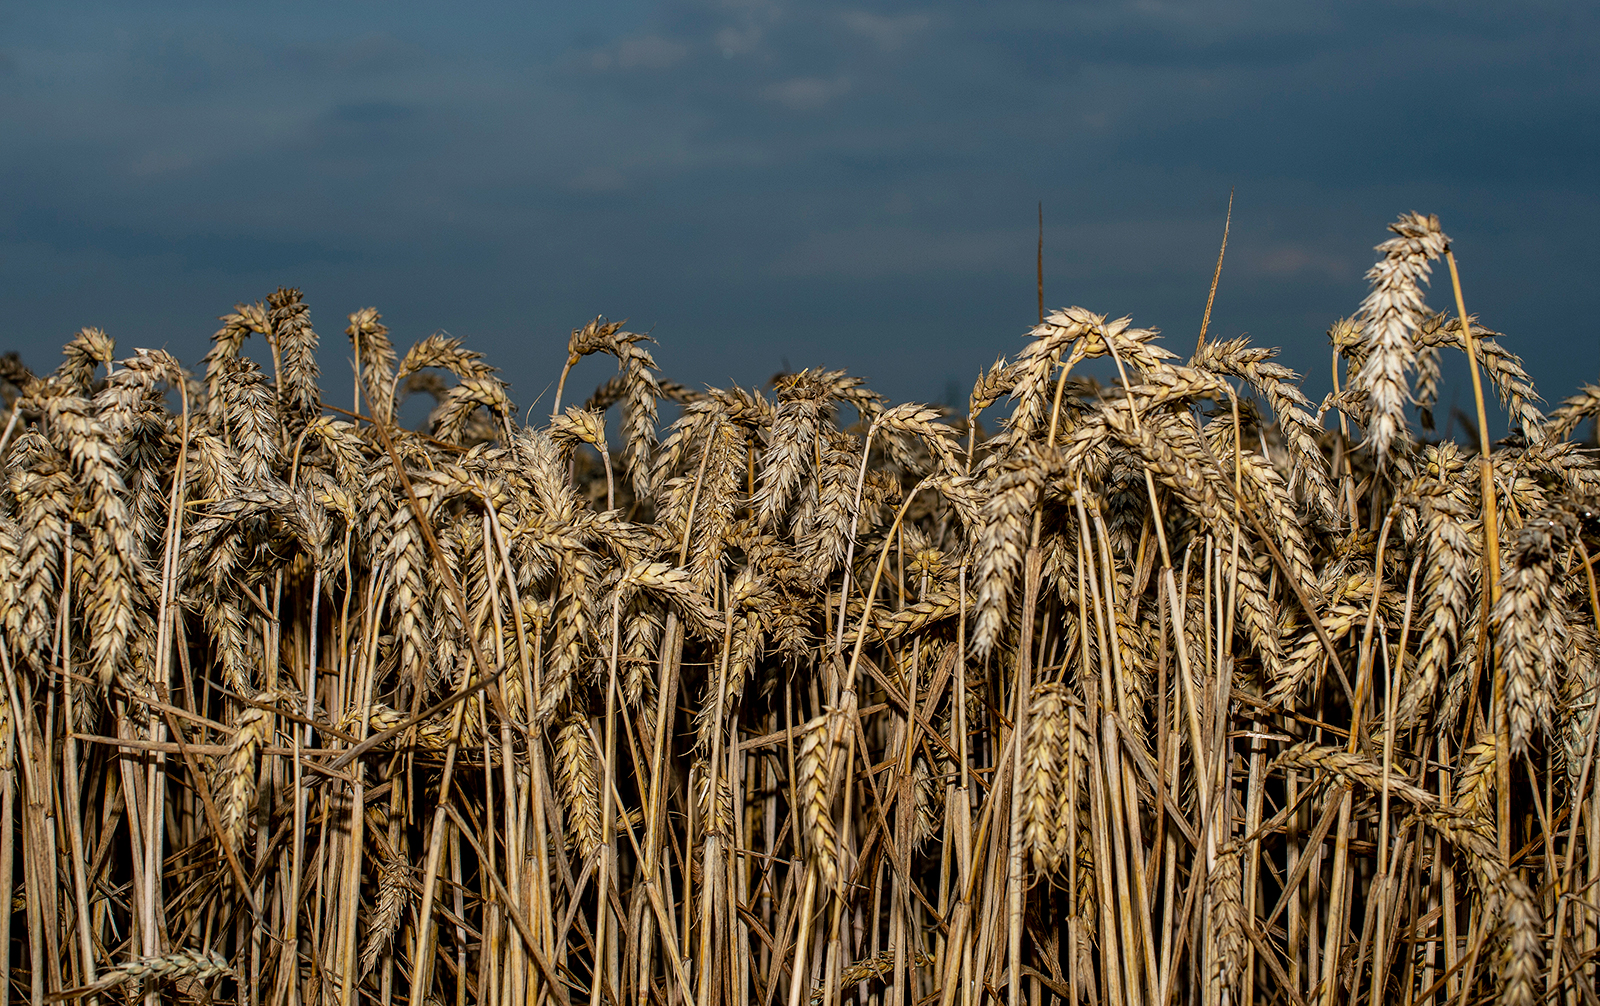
[2,0,1595,424]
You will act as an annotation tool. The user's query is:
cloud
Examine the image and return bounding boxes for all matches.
[760,75,851,111]
[569,165,630,192]
[129,149,195,177]
[714,24,764,58]
[840,11,931,50]
[592,34,691,71]
[333,101,417,124]
[773,226,1031,278]
[1245,243,1352,281]
[0,0,1594,409]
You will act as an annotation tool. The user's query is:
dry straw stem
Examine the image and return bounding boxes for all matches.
[0,212,1595,1006]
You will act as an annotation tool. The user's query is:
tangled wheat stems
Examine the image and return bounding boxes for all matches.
[0,217,1597,1006]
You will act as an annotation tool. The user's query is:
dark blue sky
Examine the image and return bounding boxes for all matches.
[3,0,1596,419]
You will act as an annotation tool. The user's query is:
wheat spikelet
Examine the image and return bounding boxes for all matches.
[872,589,960,642]
[203,302,269,416]
[1002,311,1173,457]
[556,320,662,495]
[613,332,661,500]
[555,713,603,859]
[971,443,1053,658]
[969,357,1020,418]
[1069,310,1174,371]
[806,950,935,1006]
[1546,380,1600,441]
[651,402,721,512]
[0,350,36,403]
[796,708,842,889]
[767,585,813,668]
[47,395,144,690]
[756,370,828,528]
[1420,811,1542,1006]
[1273,742,1437,809]
[431,373,513,444]
[219,701,274,851]
[694,758,734,837]
[621,604,665,709]
[910,754,941,851]
[549,407,607,458]
[304,416,369,488]
[609,560,720,641]
[5,440,73,666]
[1207,843,1246,1001]
[904,532,954,587]
[726,608,763,683]
[96,353,184,560]
[52,326,115,395]
[181,482,263,692]
[1124,364,1230,415]
[266,287,321,438]
[999,311,1096,451]
[383,480,436,694]
[1493,506,1578,755]
[395,331,494,395]
[877,402,961,475]
[1494,879,1543,1006]
[1207,420,1319,600]
[567,315,622,359]
[1351,212,1447,462]
[1416,316,1546,439]
[0,512,16,643]
[1414,342,1443,430]
[1454,737,1497,825]
[184,430,243,506]
[347,307,397,424]
[1099,448,1149,558]
[51,948,235,1001]
[337,703,409,737]
[1564,617,1600,801]
[1506,439,1600,502]
[358,853,413,979]
[795,430,861,587]
[714,383,777,432]
[1104,408,1230,532]
[537,552,595,721]
[1021,682,1070,872]
[214,357,282,489]
[510,426,583,527]
[1396,486,1476,729]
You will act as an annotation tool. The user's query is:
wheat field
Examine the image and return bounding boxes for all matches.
[0,212,1598,1006]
